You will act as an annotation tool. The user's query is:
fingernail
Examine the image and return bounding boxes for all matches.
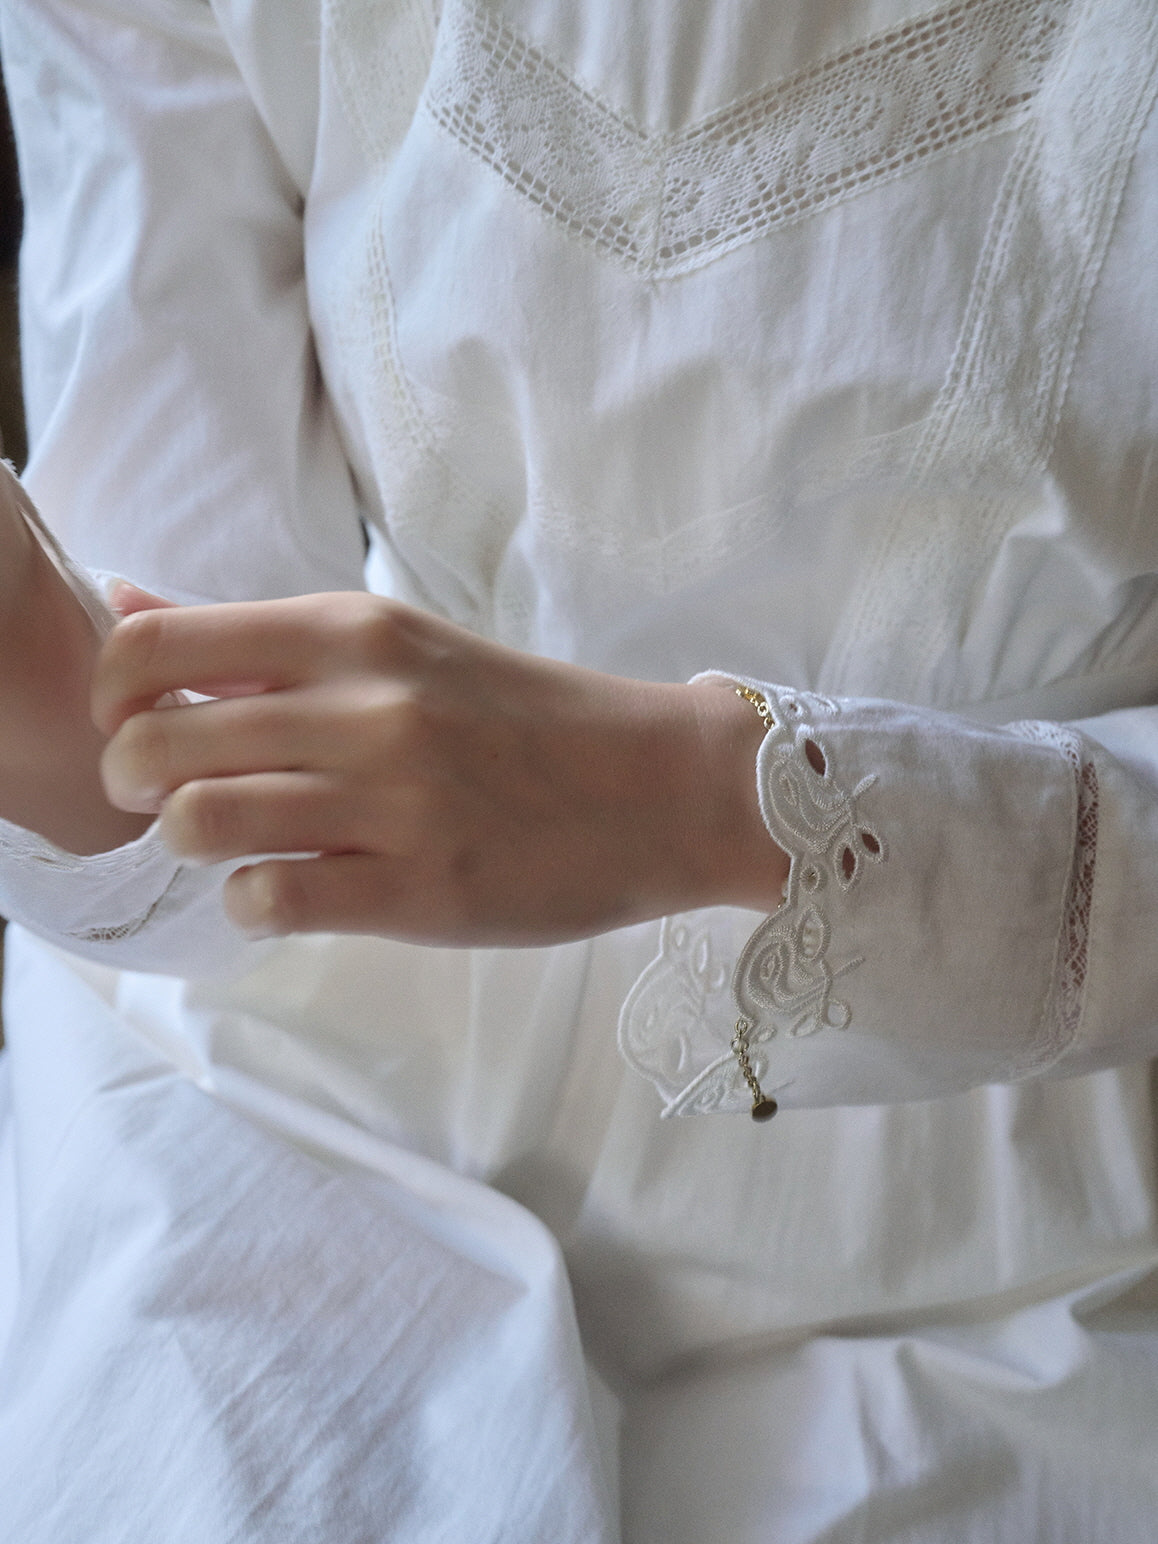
[99,575,131,612]
[225,867,281,939]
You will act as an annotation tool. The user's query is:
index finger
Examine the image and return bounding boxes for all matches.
[91,594,360,735]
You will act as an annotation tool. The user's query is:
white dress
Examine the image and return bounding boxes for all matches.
[2,0,1158,1537]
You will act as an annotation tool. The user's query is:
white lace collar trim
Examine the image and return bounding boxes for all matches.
[425,0,1069,276]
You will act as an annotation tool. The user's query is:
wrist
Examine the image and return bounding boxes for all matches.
[681,676,789,913]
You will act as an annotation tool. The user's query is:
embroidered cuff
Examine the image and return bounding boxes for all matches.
[621,683,1088,1113]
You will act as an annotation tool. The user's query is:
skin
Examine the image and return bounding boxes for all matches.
[0,468,151,854]
[92,590,790,944]
[0,470,789,943]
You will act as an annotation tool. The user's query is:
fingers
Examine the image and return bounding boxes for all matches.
[224,854,409,939]
[159,768,432,864]
[100,681,415,812]
[106,580,177,617]
[92,592,405,735]
[160,771,347,859]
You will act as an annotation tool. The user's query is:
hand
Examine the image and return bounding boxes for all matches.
[94,592,789,944]
[0,467,151,854]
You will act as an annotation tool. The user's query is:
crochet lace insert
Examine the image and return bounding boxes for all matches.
[425,0,1067,277]
[1008,721,1098,1062]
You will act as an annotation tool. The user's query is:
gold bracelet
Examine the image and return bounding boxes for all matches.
[736,681,778,733]
[731,684,778,1122]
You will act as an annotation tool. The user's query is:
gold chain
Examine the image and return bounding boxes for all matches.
[731,684,779,1123]
[731,1017,778,1122]
[734,681,774,732]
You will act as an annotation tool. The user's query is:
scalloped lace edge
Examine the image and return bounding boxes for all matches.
[619,700,1097,1116]
[619,685,884,1115]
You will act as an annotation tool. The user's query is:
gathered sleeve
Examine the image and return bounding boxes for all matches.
[620,679,1158,1114]
[0,0,366,975]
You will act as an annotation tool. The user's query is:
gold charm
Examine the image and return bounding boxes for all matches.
[731,1017,778,1122]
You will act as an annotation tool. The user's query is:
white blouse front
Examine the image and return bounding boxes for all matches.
[3,0,1158,1538]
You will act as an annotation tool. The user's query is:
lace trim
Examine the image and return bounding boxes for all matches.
[323,0,437,167]
[1007,721,1098,1061]
[425,0,1067,277]
[66,872,183,946]
[732,687,884,1044]
[820,0,1158,700]
[619,687,885,1116]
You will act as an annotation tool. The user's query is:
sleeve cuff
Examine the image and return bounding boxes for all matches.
[0,815,259,978]
[620,681,1086,1114]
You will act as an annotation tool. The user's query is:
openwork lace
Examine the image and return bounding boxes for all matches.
[67,873,183,945]
[620,687,885,1116]
[1008,721,1098,1061]
[425,0,1067,277]
[731,688,884,1047]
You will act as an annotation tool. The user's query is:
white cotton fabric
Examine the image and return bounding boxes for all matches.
[3,0,1158,1537]
[0,930,613,1544]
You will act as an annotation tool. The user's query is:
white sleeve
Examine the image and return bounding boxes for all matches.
[0,0,367,975]
[620,678,1158,1115]
[0,816,262,976]
[3,0,366,604]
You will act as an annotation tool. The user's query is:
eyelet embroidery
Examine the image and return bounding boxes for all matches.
[424,0,1067,278]
[733,687,883,1045]
[619,686,884,1116]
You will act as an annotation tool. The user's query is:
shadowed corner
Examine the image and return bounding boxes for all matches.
[0,59,25,1047]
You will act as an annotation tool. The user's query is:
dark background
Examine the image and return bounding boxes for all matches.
[0,69,26,1045]
[0,73,23,467]
[0,73,22,468]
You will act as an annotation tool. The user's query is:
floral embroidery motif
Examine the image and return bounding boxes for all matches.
[619,913,739,1114]
[425,0,1067,277]
[733,686,883,1042]
[753,689,885,899]
[618,685,884,1115]
[733,905,858,1038]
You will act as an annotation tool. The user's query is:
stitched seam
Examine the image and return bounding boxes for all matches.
[66,871,185,946]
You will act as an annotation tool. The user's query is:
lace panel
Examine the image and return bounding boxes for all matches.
[1007,721,1098,1061]
[425,0,1067,277]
